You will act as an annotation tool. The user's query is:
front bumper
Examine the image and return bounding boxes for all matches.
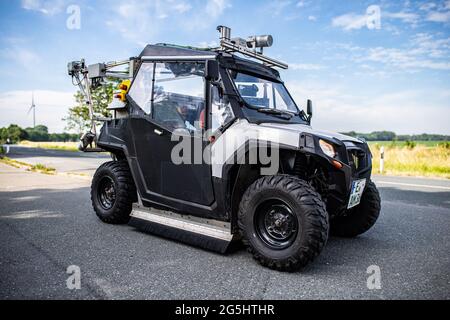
[300,134,372,216]
[327,141,372,215]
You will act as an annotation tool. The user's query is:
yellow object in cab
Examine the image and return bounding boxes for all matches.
[114,80,131,102]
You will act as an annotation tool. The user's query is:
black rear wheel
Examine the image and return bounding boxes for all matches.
[97,176,116,210]
[238,175,329,272]
[91,160,137,224]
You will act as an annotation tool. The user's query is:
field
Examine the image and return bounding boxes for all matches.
[369,141,450,179]
[368,140,446,147]
[18,140,79,152]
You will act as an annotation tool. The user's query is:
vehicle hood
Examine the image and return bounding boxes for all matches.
[258,123,363,144]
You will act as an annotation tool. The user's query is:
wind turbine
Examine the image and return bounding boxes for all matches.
[28,92,36,128]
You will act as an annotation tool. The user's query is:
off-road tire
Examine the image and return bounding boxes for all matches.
[238,175,329,272]
[91,160,137,224]
[331,180,381,237]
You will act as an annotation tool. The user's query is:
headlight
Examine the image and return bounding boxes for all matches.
[319,139,336,158]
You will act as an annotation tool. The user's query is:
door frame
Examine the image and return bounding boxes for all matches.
[127,58,221,219]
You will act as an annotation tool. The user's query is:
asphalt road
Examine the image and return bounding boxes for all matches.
[3,145,110,175]
[0,150,449,299]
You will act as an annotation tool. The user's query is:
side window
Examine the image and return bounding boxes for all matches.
[153,62,205,132]
[129,63,154,114]
[211,86,234,132]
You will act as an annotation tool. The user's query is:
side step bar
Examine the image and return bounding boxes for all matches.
[128,204,238,253]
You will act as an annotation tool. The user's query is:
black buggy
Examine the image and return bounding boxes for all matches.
[68,26,381,272]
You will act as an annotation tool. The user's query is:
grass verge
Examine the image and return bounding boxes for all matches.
[29,163,56,174]
[19,140,79,152]
[0,156,31,168]
[369,143,450,179]
[0,156,56,175]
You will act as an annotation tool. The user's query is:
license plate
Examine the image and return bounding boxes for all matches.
[347,179,367,209]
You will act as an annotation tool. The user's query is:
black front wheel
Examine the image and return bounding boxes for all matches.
[331,180,381,237]
[91,160,137,224]
[238,175,329,272]
[254,200,299,250]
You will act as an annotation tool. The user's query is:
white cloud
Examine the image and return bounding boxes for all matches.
[107,0,193,46]
[181,0,231,31]
[265,0,292,16]
[173,2,192,13]
[107,0,229,44]
[205,0,231,18]
[332,9,419,31]
[411,33,450,58]
[290,63,325,70]
[0,90,76,132]
[424,0,450,22]
[335,33,450,72]
[21,0,67,15]
[198,41,218,48]
[332,13,367,31]
[361,46,450,71]
[385,11,419,24]
[426,10,450,22]
[287,83,450,134]
[419,3,437,11]
[0,46,40,69]
[106,2,152,46]
[308,15,317,21]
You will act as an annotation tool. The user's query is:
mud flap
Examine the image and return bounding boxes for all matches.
[128,204,238,253]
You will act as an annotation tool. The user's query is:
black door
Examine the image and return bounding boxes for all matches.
[128,61,215,209]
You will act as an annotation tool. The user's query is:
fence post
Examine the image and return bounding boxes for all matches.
[379,146,385,174]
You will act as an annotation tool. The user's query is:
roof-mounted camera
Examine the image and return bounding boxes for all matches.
[216,26,287,69]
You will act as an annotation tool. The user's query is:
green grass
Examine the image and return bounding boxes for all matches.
[29,163,56,174]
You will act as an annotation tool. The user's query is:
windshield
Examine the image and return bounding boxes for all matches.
[230,71,299,114]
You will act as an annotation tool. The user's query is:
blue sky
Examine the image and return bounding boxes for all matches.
[0,0,449,134]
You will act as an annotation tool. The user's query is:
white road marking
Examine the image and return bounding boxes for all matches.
[375,180,450,190]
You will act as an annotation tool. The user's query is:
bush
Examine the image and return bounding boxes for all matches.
[405,140,416,149]
[438,141,450,149]
[0,124,28,144]
[0,124,79,143]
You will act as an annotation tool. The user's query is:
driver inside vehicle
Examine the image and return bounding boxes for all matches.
[177,105,194,129]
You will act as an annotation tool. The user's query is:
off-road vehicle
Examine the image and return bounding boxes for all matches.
[68,26,381,272]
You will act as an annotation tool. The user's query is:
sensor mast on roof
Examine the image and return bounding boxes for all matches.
[216,26,288,69]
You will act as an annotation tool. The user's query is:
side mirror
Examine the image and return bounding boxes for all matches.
[206,60,220,81]
[307,99,313,123]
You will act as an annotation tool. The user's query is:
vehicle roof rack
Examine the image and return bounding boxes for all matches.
[153,43,214,52]
[214,26,288,70]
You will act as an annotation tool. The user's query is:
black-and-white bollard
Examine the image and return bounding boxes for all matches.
[380,146,385,174]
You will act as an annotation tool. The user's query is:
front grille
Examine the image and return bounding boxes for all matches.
[347,149,366,172]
